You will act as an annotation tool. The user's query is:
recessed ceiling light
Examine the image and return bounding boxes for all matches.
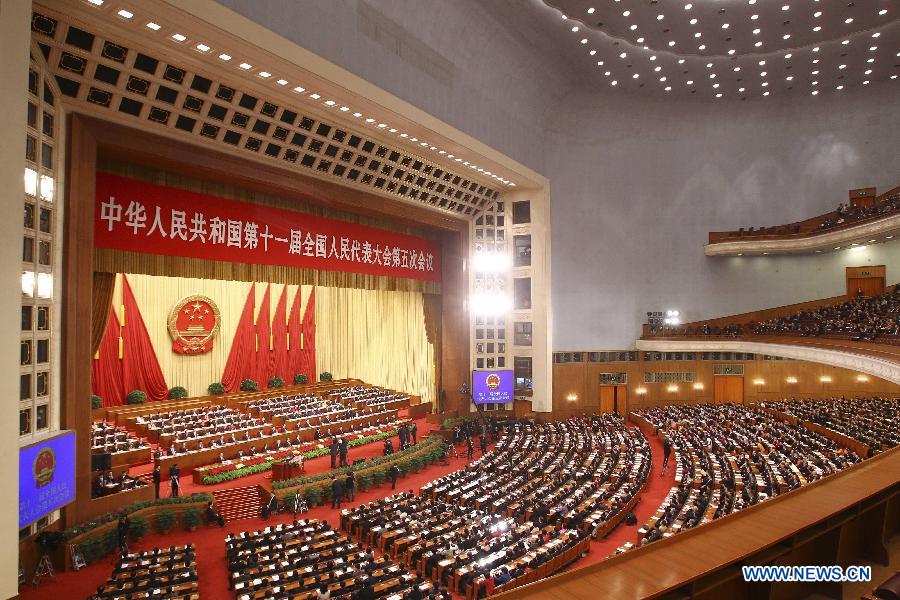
[836,85,844,90]
[814,11,822,17]
[590,50,597,55]
[886,236,894,239]
[650,56,657,61]
[571,26,579,32]
[219,53,231,61]
[785,53,792,59]
[812,46,820,52]
[870,46,878,51]
[867,57,875,63]
[710,73,716,78]
[686,80,694,85]
[813,26,822,31]
[580,38,587,44]
[734,66,741,72]
[293,86,306,93]
[690,18,698,25]
[365,117,375,123]
[879,9,887,15]
[309,93,321,99]
[812,80,818,85]
[171,33,187,42]
[195,43,210,52]
[659,76,666,81]
[587,7,595,13]
[597,61,604,66]
[872,32,881,38]
[669,40,676,46]
[341,106,351,112]
[637,37,645,43]
[781,5,789,10]
[324,99,335,106]
[739,87,745,92]
[400,133,408,137]
[706,62,713,68]
[611,80,618,86]
[760,71,767,77]
[751,14,759,20]
[619,52,627,58]
[117,9,133,19]
[728,49,736,55]
[665,86,672,91]
[276,79,288,85]
[238,62,252,70]
[146,22,161,31]
[755,41,762,47]
[839,64,846,69]
[258,71,271,78]
[812,70,819,74]
[713,83,719,88]
[753,28,761,35]
[812,90,819,95]
[842,39,850,45]
[622,10,630,16]
[761,81,768,86]
[655,66,662,72]
[783,34,791,39]
[722,23,729,29]
[630,24,638,30]
[678,59,685,64]
[632,73,639,79]
[694,32,702,38]
[604,71,611,76]
[763,91,770,96]
[786,76,793,81]
[657,14,664,20]
[865,69,872,75]
[684,3,692,9]
[87,0,103,5]
[845,18,853,23]
[378,123,387,128]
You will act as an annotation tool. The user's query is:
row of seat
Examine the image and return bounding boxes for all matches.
[91,544,198,600]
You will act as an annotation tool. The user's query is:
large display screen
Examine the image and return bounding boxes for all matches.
[472,369,514,404]
[19,431,76,529]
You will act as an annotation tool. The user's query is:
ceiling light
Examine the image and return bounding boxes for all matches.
[706,62,713,68]
[811,89,819,95]
[872,32,881,37]
[728,49,736,55]
[195,43,210,52]
[812,46,820,52]
[686,80,694,85]
[684,3,692,9]
[753,28,761,35]
[309,93,321,99]
[748,0,756,4]
[293,86,306,93]
[365,117,375,123]
[763,91,770,96]
[739,87,745,92]
[812,80,818,85]
[713,83,719,88]
[781,5,789,10]
[751,14,759,20]
[238,62,252,70]
[597,61,604,66]
[377,123,387,128]
[340,106,351,112]
[665,86,672,91]
[836,85,844,90]
[630,24,638,30]
[611,80,618,86]
[324,99,335,105]
[117,9,133,18]
[219,53,232,61]
[655,66,662,72]
[786,76,793,81]
[870,46,878,51]
[865,69,872,75]
[845,18,853,23]
[814,11,822,17]
[783,34,791,39]
[813,26,822,31]
[785,53,792,59]
[571,26,579,32]
[650,56,657,61]
[812,70,819,74]
[657,14,664,20]
[755,41,762,47]
[259,71,271,78]
[580,38,587,44]
[620,52,627,59]
[146,22,161,31]
[276,79,288,85]
[734,66,741,72]
[171,33,187,42]
[400,133,408,137]
[678,59,685,64]
[587,7,595,13]
[710,73,716,78]
[839,64,846,69]
[690,18,698,25]
[867,57,875,63]
[590,50,597,55]
[716,93,723,98]
[632,73,639,79]
[659,76,666,81]
[879,9,887,15]
[722,23,729,29]
[694,32,702,38]
[669,40,676,46]
[762,81,768,86]
[87,0,103,5]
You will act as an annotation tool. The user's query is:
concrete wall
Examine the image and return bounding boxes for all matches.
[548,84,900,349]
[0,1,32,595]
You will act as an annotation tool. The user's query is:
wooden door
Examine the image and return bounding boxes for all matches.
[714,376,744,404]
[600,387,615,413]
[846,266,885,297]
[615,385,628,416]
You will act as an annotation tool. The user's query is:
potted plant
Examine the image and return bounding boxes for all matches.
[167,386,188,400]
[240,379,259,392]
[268,376,285,389]
[181,507,201,531]
[372,468,387,487]
[126,390,147,405]
[155,509,176,534]
[207,382,226,395]
[305,486,323,507]
[357,472,373,492]
[319,371,333,382]
[127,515,149,541]
[293,374,309,385]
[91,395,102,410]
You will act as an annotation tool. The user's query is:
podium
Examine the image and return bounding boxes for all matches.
[272,459,304,482]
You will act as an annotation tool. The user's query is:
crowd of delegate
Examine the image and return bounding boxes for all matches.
[225,519,438,600]
[760,397,899,454]
[632,403,860,547]
[92,420,150,456]
[817,192,900,230]
[89,544,198,600]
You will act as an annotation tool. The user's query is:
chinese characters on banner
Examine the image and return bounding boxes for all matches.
[94,173,441,282]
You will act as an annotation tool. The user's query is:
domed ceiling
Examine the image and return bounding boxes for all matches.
[542,0,898,99]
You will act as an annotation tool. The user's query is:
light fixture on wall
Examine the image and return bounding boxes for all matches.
[666,384,679,393]
[785,376,798,384]
[663,310,681,326]
[635,387,647,395]
[856,374,870,383]
[753,378,765,386]
[566,393,578,402]
[820,375,832,383]
[692,382,704,390]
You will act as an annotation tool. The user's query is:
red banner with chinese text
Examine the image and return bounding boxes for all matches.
[94,173,441,281]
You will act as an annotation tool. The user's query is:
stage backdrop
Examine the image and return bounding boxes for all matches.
[92,274,434,404]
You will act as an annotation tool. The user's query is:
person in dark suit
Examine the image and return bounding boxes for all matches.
[339,437,349,467]
[466,436,474,459]
[169,463,180,497]
[662,436,672,475]
[345,471,356,502]
[411,422,418,445]
[389,464,400,490]
[479,435,488,455]
[152,465,161,499]
[330,437,339,469]
[398,425,407,450]
[331,475,345,509]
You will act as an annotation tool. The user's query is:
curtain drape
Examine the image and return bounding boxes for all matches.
[301,288,316,379]
[91,272,116,356]
[255,285,272,385]
[121,276,169,401]
[315,287,434,404]
[222,283,256,392]
[91,305,124,407]
[287,287,303,379]
[271,286,289,383]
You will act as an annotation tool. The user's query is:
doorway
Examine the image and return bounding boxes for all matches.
[600,385,628,415]
[846,265,885,298]
[713,376,744,404]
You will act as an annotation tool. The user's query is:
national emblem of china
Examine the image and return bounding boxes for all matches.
[486,373,501,391]
[168,295,220,354]
[33,447,56,488]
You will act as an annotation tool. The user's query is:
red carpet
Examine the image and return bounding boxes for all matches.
[20,419,673,599]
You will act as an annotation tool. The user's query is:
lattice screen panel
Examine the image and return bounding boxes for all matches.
[30,9,501,218]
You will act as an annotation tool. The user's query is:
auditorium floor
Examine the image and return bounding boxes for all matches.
[21,418,675,599]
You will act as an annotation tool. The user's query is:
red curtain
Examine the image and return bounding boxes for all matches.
[271,287,289,382]
[301,288,316,379]
[222,283,256,392]
[92,305,124,407]
[121,276,169,401]
[287,288,303,378]
[255,285,272,385]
